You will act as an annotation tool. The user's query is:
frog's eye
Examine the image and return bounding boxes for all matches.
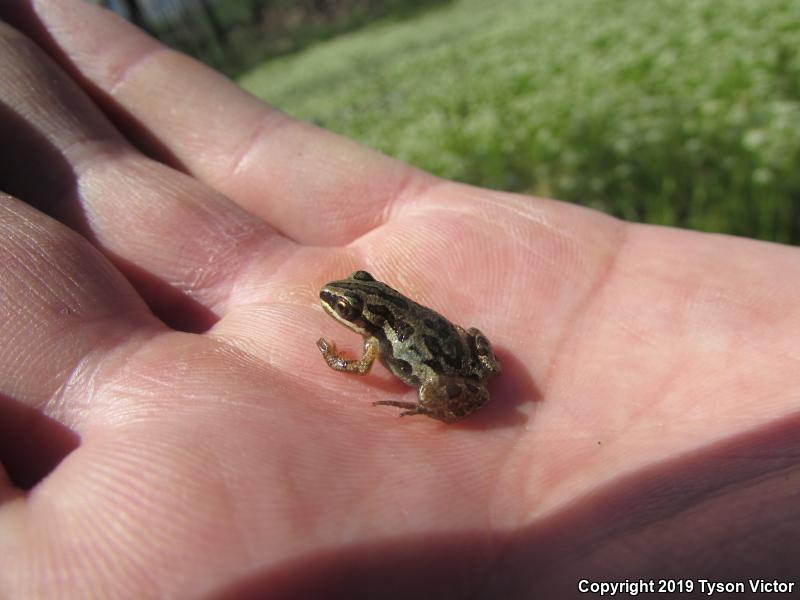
[335,296,363,321]
[351,271,375,282]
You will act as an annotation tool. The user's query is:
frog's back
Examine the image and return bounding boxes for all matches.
[374,287,473,382]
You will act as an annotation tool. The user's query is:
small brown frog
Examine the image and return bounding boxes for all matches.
[317,271,500,423]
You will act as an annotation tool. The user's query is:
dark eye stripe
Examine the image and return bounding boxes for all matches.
[320,290,337,305]
[335,281,409,310]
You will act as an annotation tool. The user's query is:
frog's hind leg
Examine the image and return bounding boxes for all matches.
[372,400,426,418]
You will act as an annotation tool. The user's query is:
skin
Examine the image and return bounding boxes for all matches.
[0,1,798,598]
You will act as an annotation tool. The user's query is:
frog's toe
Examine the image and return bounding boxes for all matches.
[373,400,419,410]
[399,408,425,418]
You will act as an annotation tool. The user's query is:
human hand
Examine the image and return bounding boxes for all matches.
[1,1,797,598]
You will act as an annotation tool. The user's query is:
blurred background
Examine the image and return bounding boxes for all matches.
[107,0,800,244]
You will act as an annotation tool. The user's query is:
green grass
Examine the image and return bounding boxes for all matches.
[239,0,800,244]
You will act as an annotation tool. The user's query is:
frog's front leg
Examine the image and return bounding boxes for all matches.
[316,336,378,375]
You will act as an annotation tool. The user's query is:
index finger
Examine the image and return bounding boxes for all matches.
[3,0,432,245]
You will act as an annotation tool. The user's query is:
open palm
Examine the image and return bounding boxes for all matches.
[1,2,797,598]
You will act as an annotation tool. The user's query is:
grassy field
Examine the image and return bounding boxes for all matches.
[240,0,800,244]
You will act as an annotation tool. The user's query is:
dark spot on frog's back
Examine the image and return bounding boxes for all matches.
[367,302,392,326]
[443,339,462,359]
[377,288,409,310]
[424,357,444,372]
[423,334,442,356]
[423,317,437,329]
[424,335,462,370]
[394,358,412,376]
[424,316,455,340]
[392,319,414,342]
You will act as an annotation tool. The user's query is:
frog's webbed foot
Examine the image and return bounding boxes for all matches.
[372,400,427,418]
[317,337,378,375]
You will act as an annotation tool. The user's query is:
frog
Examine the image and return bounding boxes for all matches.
[316,270,500,423]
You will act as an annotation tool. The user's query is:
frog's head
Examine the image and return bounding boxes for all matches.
[319,271,376,334]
